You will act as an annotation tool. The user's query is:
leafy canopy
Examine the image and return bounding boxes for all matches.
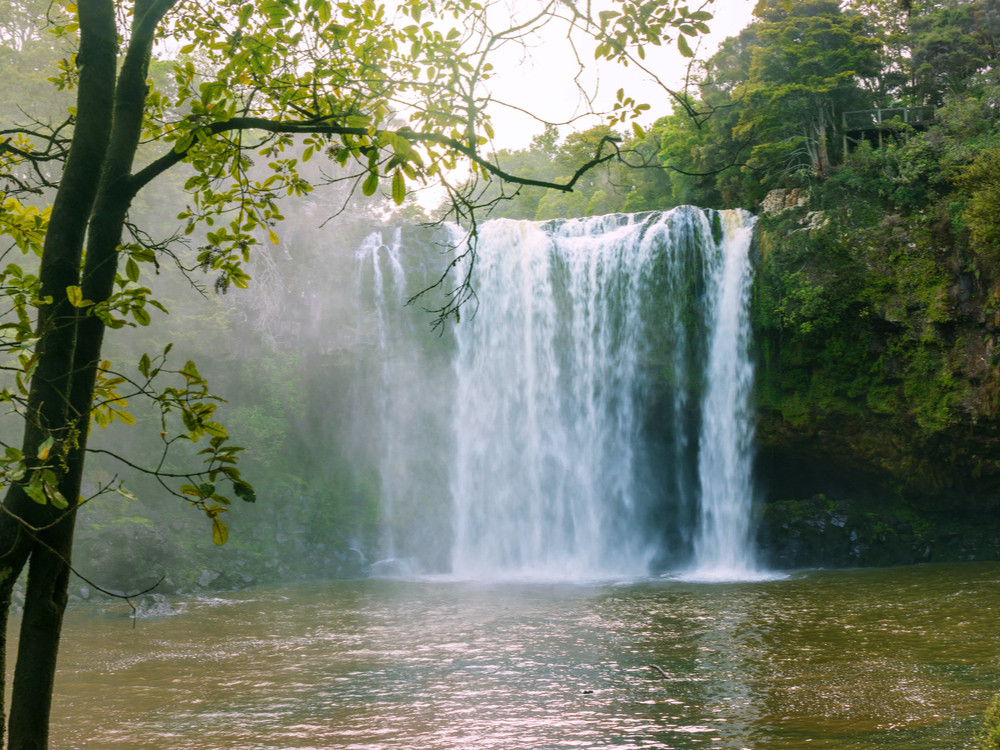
[0,0,722,538]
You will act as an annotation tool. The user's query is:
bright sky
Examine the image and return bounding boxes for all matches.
[482,0,757,149]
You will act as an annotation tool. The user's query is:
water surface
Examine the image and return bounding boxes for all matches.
[33,562,1000,748]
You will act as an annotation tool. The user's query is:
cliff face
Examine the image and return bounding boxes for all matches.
[749,190,1000,568]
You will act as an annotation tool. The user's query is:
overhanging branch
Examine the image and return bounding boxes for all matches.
[129,116,623,197]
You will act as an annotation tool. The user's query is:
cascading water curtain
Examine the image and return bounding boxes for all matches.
[355,228,406,560]
[691,210,762,580]
[446,207,761,580]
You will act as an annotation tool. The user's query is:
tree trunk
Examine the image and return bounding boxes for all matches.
[3,1,178,744]
[0,1,118,746]
[815,101,830,179]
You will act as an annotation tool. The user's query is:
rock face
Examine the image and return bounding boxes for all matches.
[760,188,810,216]
[748,204,1000,568]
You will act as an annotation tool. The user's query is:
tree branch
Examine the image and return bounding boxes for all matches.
[130,117,622,198]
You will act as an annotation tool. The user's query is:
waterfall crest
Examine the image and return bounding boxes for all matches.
[357,207,761,581]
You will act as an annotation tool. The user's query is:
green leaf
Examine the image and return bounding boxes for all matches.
[24,477,47,505]
[677,33,694,58]
[362,171,379,196]
[392,170,405,205]
[126,258,140,282]
[130,247,156,263]
[211,517,229,545]
[181,360,202,382]
[66,285,83,306]
[173,132,194,153]
[37,436,55,460]
[233,479,257,503]
[203,421,228,438]
[45,482,69,510]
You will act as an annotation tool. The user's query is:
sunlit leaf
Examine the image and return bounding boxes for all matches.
[392,170,406,205]
[211,517,229,545]
[37,436,55,461]
[115,409,136,426]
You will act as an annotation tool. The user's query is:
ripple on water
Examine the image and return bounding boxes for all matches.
[30,563,1000,749]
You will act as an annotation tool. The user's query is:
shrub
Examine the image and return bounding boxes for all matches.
[977,693,1000,750]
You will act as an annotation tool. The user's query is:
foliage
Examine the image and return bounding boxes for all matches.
[978,693,1000,750]
[958,146,1000,274]
[738,0,881,179]
[909,0,1000,105]
[652,0,884,207]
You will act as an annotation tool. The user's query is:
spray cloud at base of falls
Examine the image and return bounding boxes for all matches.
[356,207,761,581]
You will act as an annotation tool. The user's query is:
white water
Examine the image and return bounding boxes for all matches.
[444,207,761,580]
[689,210,762,580]
[449,215,653,579]
[355,228,407,559]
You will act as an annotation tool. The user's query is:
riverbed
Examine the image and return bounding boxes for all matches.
[26,562,1000,748]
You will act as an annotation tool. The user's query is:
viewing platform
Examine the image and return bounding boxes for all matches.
[842,105,935,153]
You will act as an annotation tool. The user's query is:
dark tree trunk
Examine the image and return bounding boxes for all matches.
[0,1,117,746]
[0,0,174,746]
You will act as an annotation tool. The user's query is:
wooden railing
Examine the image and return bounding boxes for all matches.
[842,106,935,131]
[842,106,935,155]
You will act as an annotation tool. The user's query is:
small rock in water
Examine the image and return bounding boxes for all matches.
[198,569,221,588]
[133,593,176,618]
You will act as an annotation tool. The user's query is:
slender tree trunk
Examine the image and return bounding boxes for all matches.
[815,101,830,179]
[0,1,118,746]
[3,2,178,745]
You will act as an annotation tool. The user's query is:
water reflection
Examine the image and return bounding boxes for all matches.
[28,563,1000,749]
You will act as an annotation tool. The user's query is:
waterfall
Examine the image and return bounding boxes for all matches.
[354,228,407,560]
[355,207,761,580]
[447,207,760,580]
[690,210,761,580]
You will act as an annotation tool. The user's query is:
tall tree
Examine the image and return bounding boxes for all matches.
[0,0,718,746]
[909,0,1000,104]
[736,0,881,180]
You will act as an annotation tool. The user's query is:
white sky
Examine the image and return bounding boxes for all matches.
[481,0,758,149]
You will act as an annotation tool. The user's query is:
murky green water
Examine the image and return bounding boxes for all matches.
[26,563,1000,748]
